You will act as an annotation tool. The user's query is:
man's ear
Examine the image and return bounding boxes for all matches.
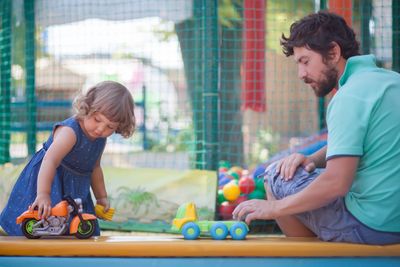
[328,41,341,63]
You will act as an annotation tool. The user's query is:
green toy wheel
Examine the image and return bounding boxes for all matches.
[75,219,96,239]
[21,218,41,239]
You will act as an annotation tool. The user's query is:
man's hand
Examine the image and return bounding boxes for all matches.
[276,153,316,181]
[29,193,52,219]
[232,199,277,225]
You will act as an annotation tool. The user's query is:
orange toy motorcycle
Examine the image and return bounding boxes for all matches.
[16,196,97,239]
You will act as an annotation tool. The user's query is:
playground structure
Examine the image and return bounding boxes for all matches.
[0,0,397,171]
[0,1,399,265]
[0,0,398,236]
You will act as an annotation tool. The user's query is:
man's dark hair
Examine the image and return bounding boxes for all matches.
[281,11,360,60]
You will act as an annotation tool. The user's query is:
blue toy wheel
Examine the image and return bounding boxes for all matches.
[181,222,200,240]
[210,222,229,240]
[230,222,248,240]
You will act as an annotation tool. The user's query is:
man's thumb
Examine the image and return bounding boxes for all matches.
[304,162,316,172]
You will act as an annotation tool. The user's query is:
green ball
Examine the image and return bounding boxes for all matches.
[217,189,226,204]
[255,177,266,192]
[219,160,231,168]
[248,189,265,200]
[227,170,240,180]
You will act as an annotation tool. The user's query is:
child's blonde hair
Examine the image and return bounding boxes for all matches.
[73,81,136,138]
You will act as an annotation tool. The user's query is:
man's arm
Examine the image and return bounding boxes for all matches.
[307,145,327,168]
[233,156,358,224]
[276,156,357,216]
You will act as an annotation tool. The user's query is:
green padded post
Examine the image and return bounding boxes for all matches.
[24,0,36,156]
[0,0,12,163]
[360,0,372,55]
[202,0,219,170]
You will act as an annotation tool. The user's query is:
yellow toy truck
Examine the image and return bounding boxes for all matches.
[171,202,248,240]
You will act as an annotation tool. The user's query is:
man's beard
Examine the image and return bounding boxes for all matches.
[305,64,338,97]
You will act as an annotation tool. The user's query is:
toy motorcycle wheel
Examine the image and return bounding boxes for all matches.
[75,219,96,239]
[21,218,41,239]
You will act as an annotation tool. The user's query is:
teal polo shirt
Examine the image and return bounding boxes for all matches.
[326,55,400,232]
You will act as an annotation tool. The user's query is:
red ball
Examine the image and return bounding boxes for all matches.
[232,195,248,205]
[238,177,255,194]
[218,167,228,173]
[218,201,236,220]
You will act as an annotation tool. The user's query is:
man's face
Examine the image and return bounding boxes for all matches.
[293,46,338,97]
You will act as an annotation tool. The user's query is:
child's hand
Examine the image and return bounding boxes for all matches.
[30,193,52,219]
[96,197,110,212]
[95,197,115,221]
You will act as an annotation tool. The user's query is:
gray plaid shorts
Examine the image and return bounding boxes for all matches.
[264,162,400,245]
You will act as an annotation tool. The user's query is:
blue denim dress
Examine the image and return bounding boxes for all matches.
[0,117,106,236]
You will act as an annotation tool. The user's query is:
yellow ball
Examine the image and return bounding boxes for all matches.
[222,182,241,202]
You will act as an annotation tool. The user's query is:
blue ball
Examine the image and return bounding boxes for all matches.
[252,164,266,179]
[218,173,232,187]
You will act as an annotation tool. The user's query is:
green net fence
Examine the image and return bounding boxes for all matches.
[0,0,399,230]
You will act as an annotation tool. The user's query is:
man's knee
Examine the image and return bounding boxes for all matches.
[265,181,276,201]
[264,163,320,199]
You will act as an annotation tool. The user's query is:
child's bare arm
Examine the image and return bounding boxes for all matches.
[91,157,109,211]
[31,126,76,218]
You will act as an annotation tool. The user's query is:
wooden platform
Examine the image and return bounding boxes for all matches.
[1,235,400,257]
[1,235,400,267]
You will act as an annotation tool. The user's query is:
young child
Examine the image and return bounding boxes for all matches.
[0,81,136,236]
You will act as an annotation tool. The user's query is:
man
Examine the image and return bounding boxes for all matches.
[233,11,400,244]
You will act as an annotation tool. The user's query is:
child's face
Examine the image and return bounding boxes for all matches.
[83,112,119,139]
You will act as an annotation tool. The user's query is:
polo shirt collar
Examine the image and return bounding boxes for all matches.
[339,54,377,88]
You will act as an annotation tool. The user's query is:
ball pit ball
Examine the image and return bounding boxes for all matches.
[252,164,267,179]
[219,160,231,169]
[218,167,228,173]
[222,182,240,201]
[217,189,226,204]
[232,194,248,205]
[229,166,243,177]
[238,177,255,195]
[218,173,232,187]
[227,170,240,180]
[255,177,266,192]
[218,201,236,220]
[248,188,266,200]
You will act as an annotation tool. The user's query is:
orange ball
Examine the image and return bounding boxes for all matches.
[229,166,243,177]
